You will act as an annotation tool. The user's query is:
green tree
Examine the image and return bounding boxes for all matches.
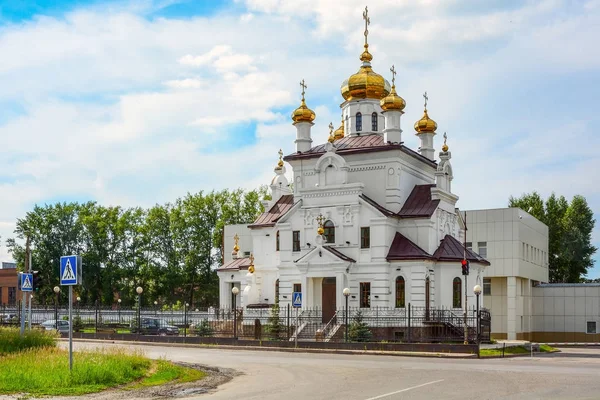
[509,192,597,282]
[266,303,285,340]
[348,310,372,342]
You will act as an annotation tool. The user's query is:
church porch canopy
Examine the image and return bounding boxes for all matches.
[217,257,252,272]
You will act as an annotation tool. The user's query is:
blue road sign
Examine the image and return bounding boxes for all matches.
[292,291,302,308]
[20,273,33,292]
[60,255,78,285]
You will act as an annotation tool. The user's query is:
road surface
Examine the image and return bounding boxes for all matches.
[71,342,600,399]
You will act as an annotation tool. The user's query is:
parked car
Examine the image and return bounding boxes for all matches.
[40,319,70,333]
[131,318,179,336]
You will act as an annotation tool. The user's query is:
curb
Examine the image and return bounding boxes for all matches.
[60,338,477,359]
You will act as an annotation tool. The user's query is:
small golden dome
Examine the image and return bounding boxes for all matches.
[317,226,325,236]
[248,265,255,274]
[380,86,406,111]
[291,99,316,124]
[277,149,284,168]
[334,115,344,140]
[414,109,437,133]
[441,132,449,152]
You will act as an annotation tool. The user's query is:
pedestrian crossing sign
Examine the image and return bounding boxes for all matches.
[60,255,81,285]
[20,273,33,292]
[292,291,302,308]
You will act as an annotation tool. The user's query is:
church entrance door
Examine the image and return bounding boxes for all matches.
[322,277,336,323]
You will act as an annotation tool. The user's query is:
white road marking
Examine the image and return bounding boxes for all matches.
[364,379,445,400]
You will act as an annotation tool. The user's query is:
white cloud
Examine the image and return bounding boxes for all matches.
[0,0,599,278]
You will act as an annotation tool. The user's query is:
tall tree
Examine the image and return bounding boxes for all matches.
[509,192,597,282]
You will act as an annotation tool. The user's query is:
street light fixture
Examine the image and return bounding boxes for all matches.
[53,286,60,331]
[231,287,239,339]
[473,284,482,353]
[154,300,158,315]
[136,287,143,335]
[117,298,122,324]
[343,288,350,343]
[184,303,189,337]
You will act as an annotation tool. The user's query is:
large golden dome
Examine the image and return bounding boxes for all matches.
[341,47,391,101]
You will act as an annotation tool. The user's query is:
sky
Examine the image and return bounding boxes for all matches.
[0,0,598,278]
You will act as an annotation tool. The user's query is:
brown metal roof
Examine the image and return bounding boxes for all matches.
[432,235,491,265]
[386,232,432,261]
[398,184,440,218]
[248,194,295,228]
[323,246,356,262]
[217,257,252,271]
[283,135,437,168]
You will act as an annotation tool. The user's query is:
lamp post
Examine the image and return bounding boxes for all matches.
[53,286,60,331]
[343,288,350,343]
[76,296,80,320]
[473,284,482,350]
[154,300,158,316]
[136,287,143,335]
[231,287,239,339]
[117,298,121,325]
[184,302,189,337]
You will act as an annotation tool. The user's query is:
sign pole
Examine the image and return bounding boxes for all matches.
[20,285,26,336]
[69,285,73,371]
[27,250,32,330]
[295,306,298,349]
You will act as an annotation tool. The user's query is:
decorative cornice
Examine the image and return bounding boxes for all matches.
[348,165,386,172]
[302,189,363,198]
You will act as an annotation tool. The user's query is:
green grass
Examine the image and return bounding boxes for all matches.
[0,347,151,396]
[479,344,558,357]
[128,360,206,389]
[0,328,57,355]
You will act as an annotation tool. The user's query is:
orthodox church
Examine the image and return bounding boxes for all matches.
[218,7,489,323]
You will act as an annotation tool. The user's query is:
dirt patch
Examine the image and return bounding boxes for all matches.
[0,363,238,400]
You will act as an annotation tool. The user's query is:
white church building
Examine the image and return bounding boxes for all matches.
[217,8,491,330]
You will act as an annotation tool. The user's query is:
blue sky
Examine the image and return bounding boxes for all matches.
[0,0,598,278]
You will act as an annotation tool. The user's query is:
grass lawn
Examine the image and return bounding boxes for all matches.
[0,347,205,396]
[479,344,558,357]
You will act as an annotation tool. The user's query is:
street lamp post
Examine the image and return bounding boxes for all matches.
[136,287,143,335]
[53,286,60,332]
[154,300,158,316]
[343,288,350,343]
[117,299,121,325]
[473,284,482,354]
[184,303,189,338]
[231,287,239,339]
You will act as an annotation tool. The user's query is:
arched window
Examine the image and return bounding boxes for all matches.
[372,112,378,131]
[395,276,405,308]
[453,277,462,308]
[275,279,280,303]
[356,112,362,132]
[323,220,335,244]
[276,231,280,251]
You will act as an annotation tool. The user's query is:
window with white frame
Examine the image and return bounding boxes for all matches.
[477,242,487,258]
[587,321,597,334]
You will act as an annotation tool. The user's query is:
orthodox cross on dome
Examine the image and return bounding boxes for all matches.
[300,79,307,101]
[443,132,447,145]
[328,122,335,143]
[390,65,397,87]
[363,6,370,46]
[316,213,325,235]
[277,148,284,168]
[423,91,429,110]
[442,132,449,152]
[233,233,240,252]
[248,253,255,274]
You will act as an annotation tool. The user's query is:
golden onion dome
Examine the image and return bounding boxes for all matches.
[334,115,344,140]
[341,45,390,101]
[380,85,406,111]
[291,98,316,124]
[414,109,437,133]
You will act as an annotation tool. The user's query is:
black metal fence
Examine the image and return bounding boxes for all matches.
[0,303,491,344]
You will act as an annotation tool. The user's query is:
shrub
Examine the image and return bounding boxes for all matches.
[348,311,372,342]
[266,304,285,340]
[0,328,57,355]
[73,316,83,332]
[194,320,214,337]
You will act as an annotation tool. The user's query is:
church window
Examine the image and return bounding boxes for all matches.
[323,220,335,244]
[292,231,300,252]
[371,112,378,131]
[360,282,371,308]
[360,227,370,248]
[395,277,405,308]
[453,277,462,308]
[293,283,301,293]
[483,278,491,296]
[356,112,362,131]
[276,231,280,251]
[477,242,487,258]
[275,279,280,303]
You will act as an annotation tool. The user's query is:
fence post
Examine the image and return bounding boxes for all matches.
[407,302,411,343]
[287,304,290,340]
[95,300,99,333]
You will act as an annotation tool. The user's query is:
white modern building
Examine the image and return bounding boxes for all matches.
[217,9,490,331]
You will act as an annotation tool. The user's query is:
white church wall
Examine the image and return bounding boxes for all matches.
[224,224,252,262]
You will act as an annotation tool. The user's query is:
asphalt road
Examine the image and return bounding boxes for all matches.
[70,342,600,400]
